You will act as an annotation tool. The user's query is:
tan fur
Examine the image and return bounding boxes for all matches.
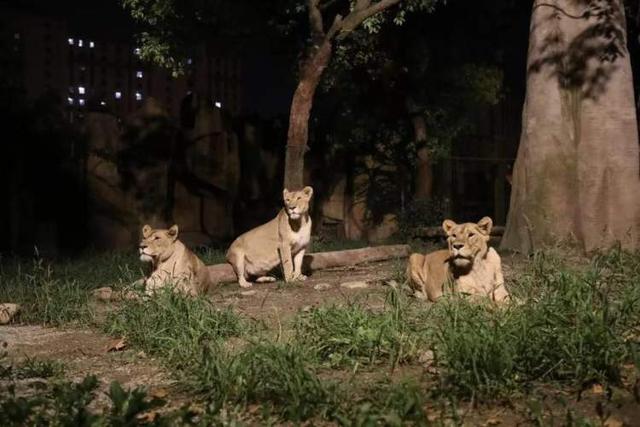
[407,217,509,303]
[226,187,313,288]
[138,224,212,296]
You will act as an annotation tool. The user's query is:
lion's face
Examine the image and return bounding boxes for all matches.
[283,186,313,220]
[443,217,492,268]
[139,224,179,263]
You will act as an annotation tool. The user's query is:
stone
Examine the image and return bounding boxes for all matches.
[240,290,258,297]
[340,281,369,290]
[313,283,332,291]
[0,303,20,324]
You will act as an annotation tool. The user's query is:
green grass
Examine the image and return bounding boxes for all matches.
[3,247,640,423]
[105,288,246,372]
[294,289,428,368]
[430,249,640,399]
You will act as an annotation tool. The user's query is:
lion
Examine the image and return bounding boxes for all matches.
[406,216,510,303]
[226,186,313,288]
[138,224,212,296]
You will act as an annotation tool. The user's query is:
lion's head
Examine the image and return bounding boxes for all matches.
[283,186,313,220]
[139,224,180,264]
[442,217,492,268]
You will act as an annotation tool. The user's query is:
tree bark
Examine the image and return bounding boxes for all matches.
[284,41,333,190]
[412,115,433,199]
[501,0,640,253]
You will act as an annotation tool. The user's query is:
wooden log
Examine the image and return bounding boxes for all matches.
[414,225,505,238]
[207,244,411,284]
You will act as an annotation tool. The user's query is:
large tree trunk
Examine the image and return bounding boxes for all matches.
[284,41,333,190]
[412,115,433,199]
[501,0,640,253]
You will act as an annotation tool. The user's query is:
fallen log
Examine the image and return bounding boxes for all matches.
[207,244,411,284]
[414,225,505,238]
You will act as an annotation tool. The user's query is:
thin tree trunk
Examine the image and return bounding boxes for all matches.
[284,41,333,190]
[501,0,639,253]
[412,115,433,199]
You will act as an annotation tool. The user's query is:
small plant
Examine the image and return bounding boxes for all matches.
[0,258,93,325]
[431,249,640,399]
[334,380,431,426]
[105,288,246,372]
[294,290,427,368]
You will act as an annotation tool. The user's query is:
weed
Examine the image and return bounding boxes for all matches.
[294,289,428,368]
[432,249,640,399]
[105,288,246,373]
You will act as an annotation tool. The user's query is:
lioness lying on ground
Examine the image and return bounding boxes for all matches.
[407,216,510,303]
[138,224,212,296]
[226,186,313,288]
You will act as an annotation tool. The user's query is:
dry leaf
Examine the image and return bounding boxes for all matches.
[106,337,127,352]
[150,388,169,399]
[591,384,605,395]
[136,411,159,423]
[485,417,501,426]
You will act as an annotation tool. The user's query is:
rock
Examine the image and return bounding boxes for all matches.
[240,290,258,297]
[340,281,369,290]
[313,283,332,291]
[0,303,20,324]
[91,287,114,302]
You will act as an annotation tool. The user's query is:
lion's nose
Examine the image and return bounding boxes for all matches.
[453,243,464,250]
[139,243,147,249]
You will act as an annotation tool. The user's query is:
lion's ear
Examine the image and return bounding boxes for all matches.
[477,217,493,235]
[302,186,313,199]
[442,219,456,235]
[283,188,290,199]
[168,224,179,240]
[142,224,152,238]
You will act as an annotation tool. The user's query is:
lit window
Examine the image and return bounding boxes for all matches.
[89,41,95,48]
[14,33,20,40]
[214,101,222,108]
[78,39,83,47]
[100,101,106,106]
[136,71,143,78]
[68,38,74,45]
[187,58,193,65]
[67,97,74,105]
[115,91,122,99]
[78,98,85,106]
[135,92,142,101]
[134,47,141,55]
[78,86,85,94]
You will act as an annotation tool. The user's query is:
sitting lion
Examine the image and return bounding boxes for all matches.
[138,224,212,296]
[406,216,510,303]
[226,187,313,288]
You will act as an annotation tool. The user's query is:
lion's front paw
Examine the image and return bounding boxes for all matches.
[295,274,308,282]
[238,279,253,288]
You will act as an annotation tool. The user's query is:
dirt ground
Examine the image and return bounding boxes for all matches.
[2,255,640,425]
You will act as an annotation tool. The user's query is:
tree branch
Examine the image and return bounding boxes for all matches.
[308,0,325,39]
[340,0,403,34]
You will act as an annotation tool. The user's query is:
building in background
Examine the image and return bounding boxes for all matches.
[1,6,243,118]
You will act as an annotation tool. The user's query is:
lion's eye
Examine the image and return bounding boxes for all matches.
[154,236,160,240]
[469,232,475,238]
[452,234,457,239]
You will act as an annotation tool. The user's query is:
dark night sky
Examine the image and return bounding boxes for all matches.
[2,0,296,117]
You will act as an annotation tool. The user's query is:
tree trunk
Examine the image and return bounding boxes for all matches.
[284,41,333,190]
[501,0,640,253]
[412,115,433,199]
